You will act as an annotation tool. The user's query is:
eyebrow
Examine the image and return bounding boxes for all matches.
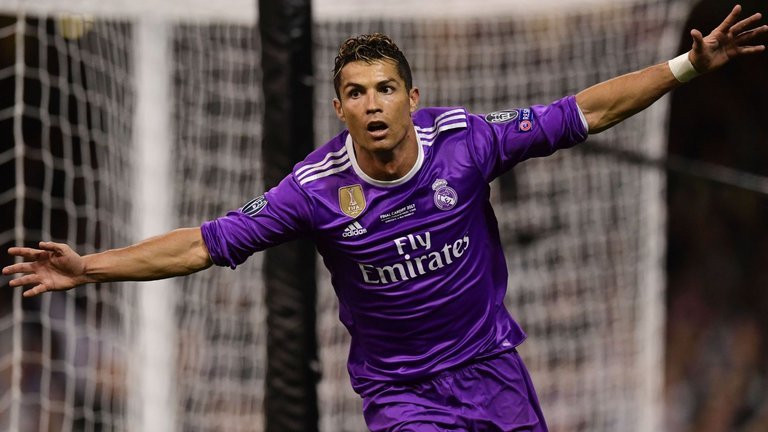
[342,78,398,91]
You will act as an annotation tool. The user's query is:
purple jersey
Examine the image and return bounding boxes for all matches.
[201,96,588,395]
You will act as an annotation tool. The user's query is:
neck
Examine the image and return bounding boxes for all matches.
[353,130,419,182]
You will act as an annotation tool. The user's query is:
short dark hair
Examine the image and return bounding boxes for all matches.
[333,33,413,98]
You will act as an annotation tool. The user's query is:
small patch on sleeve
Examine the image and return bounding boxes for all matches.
[518,108,534,132]
[241,195,268,217]
[484,110,519,124]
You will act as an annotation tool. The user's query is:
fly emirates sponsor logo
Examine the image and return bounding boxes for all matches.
[358,231,470,284]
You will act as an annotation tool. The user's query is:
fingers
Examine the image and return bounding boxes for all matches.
[731,12,763,35]
[717,4,743,33]
[737,25,768,43]
[7,242,71,260]
[7,246,47,260]
[8,273,41,288]
[23,285,50,298]
[5,272,52,297]
[737,45,766,55]
[39,241,68,255]
[2,261,37,276]
[734,21,767,56]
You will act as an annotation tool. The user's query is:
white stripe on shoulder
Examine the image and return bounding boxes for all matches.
[415,115,468,138]
[414,109,466,133]
[419,122,468,146]
[295,146,348,177]
[415,114,467,134]
[432,108,466,124]
[298,160,352,185]
[296,152,350,181]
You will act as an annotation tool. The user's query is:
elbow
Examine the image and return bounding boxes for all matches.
[583,109,626,135]
[189,241,214,273]
[178,227,214,274]
[583,111,608,134]
[588,119,617,135]
[576,93,625,134]
[187,254,213,274]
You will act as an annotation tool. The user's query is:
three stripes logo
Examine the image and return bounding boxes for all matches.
[342,221,368,238]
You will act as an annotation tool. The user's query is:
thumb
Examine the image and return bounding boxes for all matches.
[39,241,67,255]
[690,29,704,52]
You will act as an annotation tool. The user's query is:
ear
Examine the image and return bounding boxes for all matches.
[409,87,420,113]
[332,98,345,122]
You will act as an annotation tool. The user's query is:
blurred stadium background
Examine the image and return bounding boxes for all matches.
[0,0,766,431]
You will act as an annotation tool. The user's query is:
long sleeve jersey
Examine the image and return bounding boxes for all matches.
[201,95,588,395]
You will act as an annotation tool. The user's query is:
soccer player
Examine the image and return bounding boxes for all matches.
[4,5,766,431]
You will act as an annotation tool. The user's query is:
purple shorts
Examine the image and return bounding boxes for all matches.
[362,349,548,431]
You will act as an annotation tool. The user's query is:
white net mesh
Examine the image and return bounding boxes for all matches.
[0,11,264,432]
[0,0,686,430]
[170,23,265,432]
[0,16,134,431]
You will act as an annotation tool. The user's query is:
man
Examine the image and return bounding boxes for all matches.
[4,5,766,431]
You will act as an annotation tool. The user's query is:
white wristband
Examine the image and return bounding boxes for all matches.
[668,52,700,83]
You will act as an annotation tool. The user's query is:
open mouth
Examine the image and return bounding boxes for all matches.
[366,121,389,136]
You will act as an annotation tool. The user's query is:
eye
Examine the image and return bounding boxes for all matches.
[381,86,395,94]
[348,89,361,98]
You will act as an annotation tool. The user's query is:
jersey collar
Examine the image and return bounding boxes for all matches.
[344,128,424,188]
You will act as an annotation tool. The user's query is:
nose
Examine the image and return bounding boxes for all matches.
[364,91,382,114]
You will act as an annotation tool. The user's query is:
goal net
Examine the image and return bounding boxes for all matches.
[0,4,265,432]
[0,0,687,430]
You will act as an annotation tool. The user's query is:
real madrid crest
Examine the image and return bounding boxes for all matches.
[432,179,458,211]
[339,184,366,218]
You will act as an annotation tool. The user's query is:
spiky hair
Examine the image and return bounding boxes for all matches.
[333,33,413,98]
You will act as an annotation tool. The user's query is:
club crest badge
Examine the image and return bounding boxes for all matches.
[432,179,458,211]
[339,184,366,218]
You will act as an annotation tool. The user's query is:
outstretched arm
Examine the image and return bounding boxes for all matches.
[3,227,212,297]
[576,4,766,134]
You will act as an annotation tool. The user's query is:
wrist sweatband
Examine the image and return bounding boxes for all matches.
[668,52,700,83]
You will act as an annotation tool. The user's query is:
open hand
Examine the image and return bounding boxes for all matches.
[3,242,86,297]
[689,4,767,73]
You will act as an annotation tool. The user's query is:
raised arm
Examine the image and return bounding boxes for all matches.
[576,4,766,134]
[2,227,212,297]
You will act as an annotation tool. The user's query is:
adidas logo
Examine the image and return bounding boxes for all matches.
[342,221,368,238]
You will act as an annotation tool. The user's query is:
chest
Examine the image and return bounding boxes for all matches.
[314,159,487,264]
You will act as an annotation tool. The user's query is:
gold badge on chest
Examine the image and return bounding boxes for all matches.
[339,184,366,218]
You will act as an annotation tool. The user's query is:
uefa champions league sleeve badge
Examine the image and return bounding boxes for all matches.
[432,179,458,211]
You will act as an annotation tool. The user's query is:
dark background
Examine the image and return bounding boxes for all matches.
[665,0,768,430]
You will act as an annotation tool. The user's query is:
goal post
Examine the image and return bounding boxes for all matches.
[131,18,175,432]
[259,0,319,430]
